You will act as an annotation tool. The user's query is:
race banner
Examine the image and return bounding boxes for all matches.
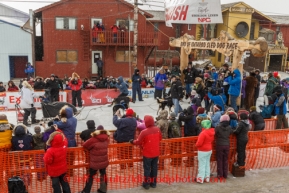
[165,0,223,27]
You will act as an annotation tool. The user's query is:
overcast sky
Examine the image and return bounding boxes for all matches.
[1,0,288,15]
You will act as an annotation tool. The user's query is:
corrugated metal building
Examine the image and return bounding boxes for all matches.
[0,3,32,82]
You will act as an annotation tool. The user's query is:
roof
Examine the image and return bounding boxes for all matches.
[0,3,29,17]
[267,15,289,24]
[145,10,165,21]
[0,16,27,28]
[34,0,153,18]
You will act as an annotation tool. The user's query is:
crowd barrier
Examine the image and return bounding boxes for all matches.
[1,128,289,192]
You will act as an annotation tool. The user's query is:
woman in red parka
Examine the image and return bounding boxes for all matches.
[44,130,71,193]
[79,125,109,193]
[7,80,19,91]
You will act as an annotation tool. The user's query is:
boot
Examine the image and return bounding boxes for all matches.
[23,121,30,126]
[32,119,40,124]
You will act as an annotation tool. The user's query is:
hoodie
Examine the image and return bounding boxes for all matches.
[83,130,110,170]
[33,132,45,150]
[196,127,215,151]
[11,125,33,151]
[114,76,128,95]
[43,131,68,177]
[133,115,162,158]
[211,111,224,128]
[234,120,250,141]
[215,121,233,146]
[156,110,169,139]
[228,69,241,96]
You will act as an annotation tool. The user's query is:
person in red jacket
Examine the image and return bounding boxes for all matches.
[195,120,215,184]
[68,72,83,108]
[44,130,71,193]
[130,115,162,190]
[7,80,19,91]
[79,125,109,193]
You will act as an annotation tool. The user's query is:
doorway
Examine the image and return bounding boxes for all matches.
[268,55,283,71]
[91,51,102,75]
[9,56,28,78]
[91,18,102,28]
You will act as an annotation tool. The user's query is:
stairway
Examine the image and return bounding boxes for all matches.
[144,46,156,65]
[81,31,90,61]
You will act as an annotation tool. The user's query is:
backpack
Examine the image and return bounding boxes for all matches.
[8,176,27,193]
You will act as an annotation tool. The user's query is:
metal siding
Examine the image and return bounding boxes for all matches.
[0,22,32,82]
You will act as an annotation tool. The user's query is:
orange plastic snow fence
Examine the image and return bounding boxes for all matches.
[1,129,289,192]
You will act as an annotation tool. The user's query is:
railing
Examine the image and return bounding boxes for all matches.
[90,31,160,46]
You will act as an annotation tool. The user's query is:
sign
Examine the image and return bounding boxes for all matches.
[75,89,120,106]
[269,48,287,54]
[127,88,170,98]
[0,91,67,110]
[229,7,254,13]
[165,0,223,27]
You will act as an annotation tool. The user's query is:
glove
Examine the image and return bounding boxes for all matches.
[129,139,134,144]
[31,104,34,108]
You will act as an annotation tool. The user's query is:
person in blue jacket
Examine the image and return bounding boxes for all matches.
[211,105,224,128]
[211,67,218,87]
[208,88,227,111]
[131,69,143,103]
[114,76,129,97]
[154,68,168,99]
[24,62,35,79]
[228,68,241,112]
[274,89,288,129]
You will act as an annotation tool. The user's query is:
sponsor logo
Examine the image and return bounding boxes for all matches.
[198,17,211,22]
[165,5,189,21]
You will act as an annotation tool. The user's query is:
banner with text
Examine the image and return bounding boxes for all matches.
[165,0,223,27]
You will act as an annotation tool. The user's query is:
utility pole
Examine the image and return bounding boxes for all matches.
[29,9,36,77]
[133,0,138,69]
[128,15,131,78]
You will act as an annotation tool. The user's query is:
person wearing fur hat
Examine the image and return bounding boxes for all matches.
[215,115,232,179]
[274,89,288,129]
[79,126,110,193]
[44,131,71,193]
[233,113,251,167]
[113,108,137,169]
[131,69,143,103]
[154,67,168,99]
[19,81,39,126]
[68,72,83,108]
[80,120,96,142]
[244,71,258,110]
[211,105,224,128]
[45,74,63,102]
[249,106,265,131]
[195,120,215,183]
[11,124,33,151]
[129,115,162,189]
[0,114,13,148]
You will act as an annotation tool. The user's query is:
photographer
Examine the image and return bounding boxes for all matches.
[168,75,183,116]
[45,74,63,102]
[68,72,82,108]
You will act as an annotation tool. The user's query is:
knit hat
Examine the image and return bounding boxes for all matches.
[170,112,176,119]
[201,120,211,129]
[97,125,104,130]
[86,120,96,129]
[220,114,230,122]
[51,74,55,77]
[250,106,256,111]
[126,108,134,116]
[226,107,235,112]
[191,90,197,96]
[273,71,278,78]
[214,105,222,111]
[0,114,8,124]
[197,107,205,115]
[204,73,210,78]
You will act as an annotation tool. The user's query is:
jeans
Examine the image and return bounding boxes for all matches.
[24,107,36,124]
[230,95,238,112]
[143,156,159,187]
[51,173,71,193]
[82,168,107,193]
[72,90,82,107]
[185,83,192,96]
[172,98,182,115]
[197,151,212,183]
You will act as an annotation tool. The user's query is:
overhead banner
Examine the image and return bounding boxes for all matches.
[165,0,223,27]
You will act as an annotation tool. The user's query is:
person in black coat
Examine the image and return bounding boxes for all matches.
[34,77,46,90]
[215,115,233,179]
[80,120,97,142]
[233,113,250,167]
[0,82,6,92]
[179,106,199,137]
[11,124,33,151]
[254,69,261,105]
[183,62,198,99]
[131,69,143,103]
[249,106,265,131]
[45,74,63,102]
[168,75,183,116]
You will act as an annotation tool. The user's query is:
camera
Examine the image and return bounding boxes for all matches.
[72,80,78,85]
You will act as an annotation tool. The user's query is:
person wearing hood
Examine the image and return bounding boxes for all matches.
[24,62,35,79]
[113,108,137,169]
[34,77,45,90]
[44,131,71,193]
[43,121,56,149]
[265,72,279,96]
[233,113,251,167]
[45,74,63,102]
[228,68,241,112]
[208,88,227,111]
[168,75,183,116]
[195,120,215,183]
[249,106,265,131]
[114,76,129,97]
[171,65,181,77]
[244,71,258,109]
[226,107,238,130]
[80,120,96,142]
[154,67,168,99]
[68,72,83,108]
[211,105,224,128]
[79,126,110,193]
[215,115,233,179]
[274,89,288,129]
[130,115,162,190]
[11,124,33,151]
[0,114,14,148]
[132,69,143,103]
[20,81,39,126]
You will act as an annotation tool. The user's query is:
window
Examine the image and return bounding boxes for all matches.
[218,53,222,62]
[116,51,133,62]
[188,24,192,30]
[250,22,255,40]
[56,17,77,30]
[56,50,78,63]
[116,19,134,32]
[153,22,159,31]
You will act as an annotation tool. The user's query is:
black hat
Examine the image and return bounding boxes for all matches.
[86,120,96,129]
[51,74,55,77]
[223,63,229,67]
[240,113,248,120]
[0,82,3,84]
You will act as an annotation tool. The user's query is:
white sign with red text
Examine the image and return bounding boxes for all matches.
[0,91,67,110]
[165,0,223,27]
